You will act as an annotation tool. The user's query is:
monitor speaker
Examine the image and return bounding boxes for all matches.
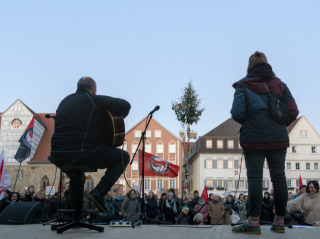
[0,201,46,224]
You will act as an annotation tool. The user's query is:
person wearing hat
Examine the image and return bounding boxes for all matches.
[292,185,307,200]
[167,188,182,213]
[195,197,209,224]
[176,206,190,225]
[193,213,204,225]
[188,190,200,209]
[208,194,225,225]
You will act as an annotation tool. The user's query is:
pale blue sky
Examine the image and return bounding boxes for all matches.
[1,1,319,138]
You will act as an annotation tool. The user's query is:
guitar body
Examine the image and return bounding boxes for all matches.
[105,112,125,148]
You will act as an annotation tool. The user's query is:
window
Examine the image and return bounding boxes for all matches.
[315,163,318,170]
[217,140,223,149]
[145,144,151,153]
[296,163,300,170]
[146,130,151,138]
[306,163,310,170]
[132,180,138,187]
[287,180,292,187]
[217,160,223,169]
[169,144,176,154]
[155,130,161,138]
[239,180,245,188]
[262,180,267,188]
[206,160,212,168]
[311,146,317,154]
[228,160,234,169]
[228,140,234,149]
[300,130,303,137]
[135,130,141,138]
[156,144,164,154]
[217,180,223,188]
[206,179,212,188]
[287,162,291,170]
[20,171,23,179]
[132,161,138,171]
[169,179,175,189]
[296,180,299,187]
[305,130,308,137]
[119,179,126,191]
[5,170,7,174]
[132,144,138,154]
[292,146,296,153]
[144,179,150,190]
[228,180,234,188]
[157,179,163,190]
[15,171,19,179]
[206,140,212,148]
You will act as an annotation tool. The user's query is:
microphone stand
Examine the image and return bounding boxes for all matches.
[131,111,170,228]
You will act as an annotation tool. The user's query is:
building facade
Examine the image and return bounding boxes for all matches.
[188,117,320,197]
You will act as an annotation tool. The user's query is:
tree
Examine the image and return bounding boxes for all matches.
[172,80,205,128]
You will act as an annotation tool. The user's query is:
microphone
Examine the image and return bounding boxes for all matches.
[149,106,160,115]
[45,114,56,119]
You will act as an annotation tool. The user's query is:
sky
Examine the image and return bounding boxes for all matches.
[1,1,320,140]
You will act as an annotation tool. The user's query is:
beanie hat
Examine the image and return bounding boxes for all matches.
[300,185,306,190]
[181,206,189,212]
[169,188,175,194]
[194,190,199,195]
[193,213,203,222]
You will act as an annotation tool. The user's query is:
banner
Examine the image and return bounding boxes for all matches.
[222,189,231,198]
[15,115,34,163]
[4,174,11,189]
[0,150,5,200]
[138,150,180,177]
[46,185,55,196]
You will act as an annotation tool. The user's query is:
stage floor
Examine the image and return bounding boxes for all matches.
[1,224,319,238]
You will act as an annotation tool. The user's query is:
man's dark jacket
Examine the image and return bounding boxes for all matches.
[51,88,131,156]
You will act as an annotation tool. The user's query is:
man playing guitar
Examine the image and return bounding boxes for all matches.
[50,76,131,212]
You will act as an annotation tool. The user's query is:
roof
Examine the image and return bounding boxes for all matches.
[126,115,181,141]
[28,113,55,164]
[287,116,302,134]
[204,118,241,137]
[19,99,47,129]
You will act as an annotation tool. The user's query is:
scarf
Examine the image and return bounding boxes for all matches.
[212,199,219,203]
[183,200,188,204]
[247,63,275,81]
[106,196,112,201]
[166,198,177,213]
[198,201,205,205]
[115,195,124,200]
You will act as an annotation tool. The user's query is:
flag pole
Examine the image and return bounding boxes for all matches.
[13,162,22,192]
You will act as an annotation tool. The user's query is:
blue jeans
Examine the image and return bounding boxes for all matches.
[244,148,287,217]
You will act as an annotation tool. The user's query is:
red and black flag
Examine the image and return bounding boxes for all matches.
[14,116,34,163]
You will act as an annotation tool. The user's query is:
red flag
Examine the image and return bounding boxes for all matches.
[138,150,180,177]
[201,186,209,203]
[299,175,303,189]
[58,180,63,191]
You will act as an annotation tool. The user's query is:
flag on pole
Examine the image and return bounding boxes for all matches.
[138,150,180,177]
[201,185,209,203]
[299,174,303,189]
[14,116,34,163]
[0,150,5,200]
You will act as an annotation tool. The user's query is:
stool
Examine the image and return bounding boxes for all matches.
[52,163,104,234]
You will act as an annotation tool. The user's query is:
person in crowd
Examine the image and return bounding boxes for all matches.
[64,183,70,208]
[9,192,21,202]
[193,213,204,225]
[0,190,11,202]
[181,195,189,207]
[162,192,178,224]
[244,195,248,202]
[83,187,95,220]
[158,193,167,221]
[191,195,195,201]
[194,197,209,224]
[123,190,140,222]
[234,196,237,201]
[24,185,35,201]
[50,191,68,215]
[188,190,200,209]
[187,195,192,202]
[288,192,293,201]
[114,190,125,221]
[209,193,213,202]
[33,190,49,219]
[287,180,320,227]
[293,185,307,200]
[235,194,247,222]
[231,51,298,234]
[261,192,275,223]
[176,206,190,225]
[223,195,239,214]
[168,188,182,213]
[223,203,233,225]
[18,190,24,198]
[208,194,225,225]
[145,190,158,222]
[135,191,145,213]
[93,190,114,224]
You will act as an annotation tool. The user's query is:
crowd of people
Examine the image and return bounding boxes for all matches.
[0,180,319,227]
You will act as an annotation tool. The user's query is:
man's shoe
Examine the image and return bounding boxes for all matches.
[232,220,261,234]
[271,223,285,233]
[86,190,109,213]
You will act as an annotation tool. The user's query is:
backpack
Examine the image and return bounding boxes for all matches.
[262,81,290,125]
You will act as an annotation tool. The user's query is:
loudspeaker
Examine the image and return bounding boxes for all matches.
[0,201,46,224]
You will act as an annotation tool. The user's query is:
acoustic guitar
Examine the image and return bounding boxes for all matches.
[105,112,125,148]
